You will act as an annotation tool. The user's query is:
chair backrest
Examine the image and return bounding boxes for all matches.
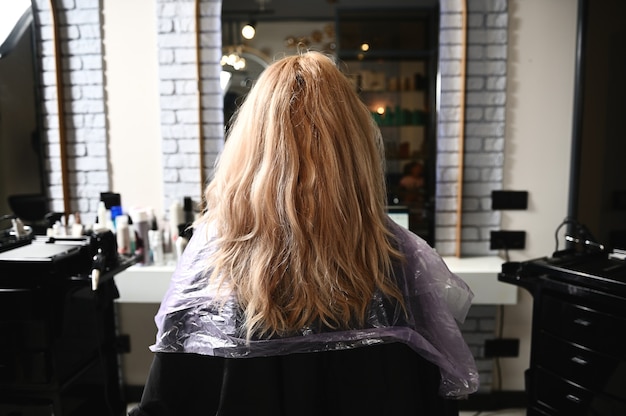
[132,343,460,416]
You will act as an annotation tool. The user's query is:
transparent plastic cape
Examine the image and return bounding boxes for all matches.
[150,220,479,397]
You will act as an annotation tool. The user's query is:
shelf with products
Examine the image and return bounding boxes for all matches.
[345,60,431,183]
[341,58,434,243]
[345,59,430,167]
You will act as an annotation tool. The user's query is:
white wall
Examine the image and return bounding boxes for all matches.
[103,0,163,218]
[500,0,577,390]
[102,0,164,385]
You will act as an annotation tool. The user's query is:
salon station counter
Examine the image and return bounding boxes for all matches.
[115,256,517,305]
[115,255,516,392]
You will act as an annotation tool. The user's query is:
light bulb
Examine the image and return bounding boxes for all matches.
[241,23,256,40]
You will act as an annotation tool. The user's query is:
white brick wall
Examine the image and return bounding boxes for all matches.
[461,305,498,391]
[34,0,108,221]
[436,0,508,257]
[35,0,222,223]
[156,0,222,219]
[437,0,509,393]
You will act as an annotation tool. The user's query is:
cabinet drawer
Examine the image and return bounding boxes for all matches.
[0,320,50,350]
[527,406,554,416]
[536,332,626,400]
[0,351,51,384]
[533,369,626,415]
[539,294,626,356]
[0,401,54,416]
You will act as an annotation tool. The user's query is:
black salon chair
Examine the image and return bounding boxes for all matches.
[130,342,459,416]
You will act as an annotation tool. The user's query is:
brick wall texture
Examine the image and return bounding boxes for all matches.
[34,0,109,220]
[156,0,223,213]
[437,0,508,257]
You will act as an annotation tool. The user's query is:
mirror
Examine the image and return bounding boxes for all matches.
[0,2,46,221]
[221,45,270,130]
[221,0,439,245]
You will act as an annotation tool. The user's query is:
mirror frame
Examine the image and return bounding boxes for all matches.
[48,0,70,218]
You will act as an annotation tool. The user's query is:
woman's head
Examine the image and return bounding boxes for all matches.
[216,51,387,210]
[203,51,403,339]
[403,161,423,177]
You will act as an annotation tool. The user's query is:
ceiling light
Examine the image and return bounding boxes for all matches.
[241,21,256,40]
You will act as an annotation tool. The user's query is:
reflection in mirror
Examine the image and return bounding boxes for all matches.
[0,2,45,222]
[336,8,438,246]
[221,45,269,131]
[222,2,438,246]
[221,6,338,129]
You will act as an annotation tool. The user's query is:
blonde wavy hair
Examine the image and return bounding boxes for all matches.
[201,51,405,339]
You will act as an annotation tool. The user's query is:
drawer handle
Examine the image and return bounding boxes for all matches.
[566,394,582,404]
[573,318,592,327]
[570,356,588,366]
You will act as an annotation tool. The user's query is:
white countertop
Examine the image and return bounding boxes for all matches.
[441,255,517,304]
[115,256,516,305]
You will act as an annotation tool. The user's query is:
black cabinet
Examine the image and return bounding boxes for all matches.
[0,235,135,416]
[499,251,626,415]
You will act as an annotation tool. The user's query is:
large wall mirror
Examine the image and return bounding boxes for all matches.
[0,1,46,222]
[222,0,440,245]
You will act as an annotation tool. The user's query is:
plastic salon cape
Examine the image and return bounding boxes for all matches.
[150,220,479,398]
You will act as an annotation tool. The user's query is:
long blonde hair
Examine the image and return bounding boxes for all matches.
[201,51,404,339]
